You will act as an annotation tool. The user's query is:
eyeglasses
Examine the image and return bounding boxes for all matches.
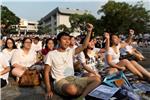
[24,42,32,44]
[7,42,13,44]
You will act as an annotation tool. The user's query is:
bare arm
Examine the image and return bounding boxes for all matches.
[44,64,52,92]
[134,49,142,55]
[132,49,144,59]
[121,29,134,48]
[120,42,128,49]
[125,34,132,44]
[12,64,27,69]
[106,55,123,70]
[104,32,110,51]
[125,29,134,43]
[75,23,93,55]
[82,63,97,75]
[44,64,53,98]
[0,65,10,76]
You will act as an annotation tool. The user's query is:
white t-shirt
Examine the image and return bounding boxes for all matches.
[2,49,16,63]
[119,34,126,41]
[31,41,42,52]
[45,49,75,82]
[125,45,133,54]
[144,33,150,39]
[69,45,78,63]
[131,42,138,48]
[0,52,10,82]
[104,44,120,67]
[120,45,133,56]
[11,49,37,67]
[69,45,86,64]
[139,34,143,38]
[79,50,98,72]
[76,51,86,64]
[16,42,22,49]
[93,47,100,53]
[120,48,127,56]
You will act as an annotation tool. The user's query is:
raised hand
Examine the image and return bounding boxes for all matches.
[86,23,94,33]
[45,91,53,100]
[104,32,110,40]
[129,29,134,36]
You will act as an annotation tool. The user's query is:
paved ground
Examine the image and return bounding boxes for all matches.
[138,47,150,69]
[1,46,150,100]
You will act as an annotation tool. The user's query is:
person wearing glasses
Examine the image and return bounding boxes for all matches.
[2,38,17,63]
[11,37,39,82]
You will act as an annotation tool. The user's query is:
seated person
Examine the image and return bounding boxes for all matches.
[120,39,150,82]
[69,34,103,77]
[68,36,82,72]
[79,37,104,77]
[31,37,42,52]
[104,31,150,81]
[11,37,43,82]
[0,52,10,88]
[37,38,55,64]
[41,38,55,56]
[44,23,101,99]
[2,38,17,63]
[120,39,144,61]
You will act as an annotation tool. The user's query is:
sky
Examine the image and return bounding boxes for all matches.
[1,0,150,22]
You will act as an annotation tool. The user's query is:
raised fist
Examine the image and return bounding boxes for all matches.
[86,23,93,32]
[129,29,134,35]
[104,32,110,39]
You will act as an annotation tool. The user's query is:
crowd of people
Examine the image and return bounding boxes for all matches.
[0,23,150,100]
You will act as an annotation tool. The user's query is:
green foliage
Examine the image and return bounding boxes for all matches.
[69,13,97,34]
[1,5,20,35]
[97,1,150,34]
[37,25,51,34]
[39,1,150,35]
[57,24,70,32]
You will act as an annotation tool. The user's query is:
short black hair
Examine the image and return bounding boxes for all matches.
[57,32,70,41]
[70,36,75,39]
[34,37,40,41]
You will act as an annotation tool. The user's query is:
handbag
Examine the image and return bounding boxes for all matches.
[18,68,40,87]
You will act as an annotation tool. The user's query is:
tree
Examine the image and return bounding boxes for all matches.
[37,25,51,34]
[1,5,20,35]
[69,13,97,35]
[57,24,70,32]
[97,1,150,34]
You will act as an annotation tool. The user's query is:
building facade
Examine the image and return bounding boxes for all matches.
[39,7,89,34]
[18,18,38,35]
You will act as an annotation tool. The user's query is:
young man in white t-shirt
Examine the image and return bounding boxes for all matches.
[44,23,101,99]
